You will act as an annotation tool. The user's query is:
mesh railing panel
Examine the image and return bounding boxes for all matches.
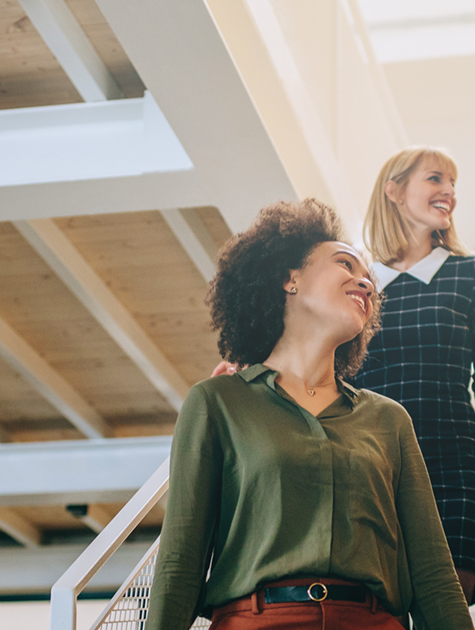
[95,547,210,630]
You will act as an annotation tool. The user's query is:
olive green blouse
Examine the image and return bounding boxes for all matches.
[146,364,472,630]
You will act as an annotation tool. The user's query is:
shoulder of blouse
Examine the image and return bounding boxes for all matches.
[353,387,412,421]
[190,372,250,397]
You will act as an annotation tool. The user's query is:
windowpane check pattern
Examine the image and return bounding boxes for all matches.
[354,256,475,570]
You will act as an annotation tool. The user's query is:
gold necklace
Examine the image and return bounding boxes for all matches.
[275,368,335,397]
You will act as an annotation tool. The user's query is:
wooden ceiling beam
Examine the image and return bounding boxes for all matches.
[80,505,111,534]
[0,425,12,444]
[0,316,110,440]
[0,507,41,548]
[66,504,112,534]
[0,410,12,444]
[17,0,122,101]
[13,219,188,411]
[161,208,218,283]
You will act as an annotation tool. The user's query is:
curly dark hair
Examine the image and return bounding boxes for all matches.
[206,198,381,378]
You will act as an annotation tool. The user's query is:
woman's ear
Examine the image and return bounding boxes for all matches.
[283,271,298,295]
[384,180,399,204]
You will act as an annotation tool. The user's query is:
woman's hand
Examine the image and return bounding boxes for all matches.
[211,361,239,377]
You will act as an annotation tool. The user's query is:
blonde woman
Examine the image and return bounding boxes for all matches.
[354,146,475,604]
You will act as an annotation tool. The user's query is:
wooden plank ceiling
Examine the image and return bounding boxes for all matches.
[0,0,230,548]
[0,211,229,443]
[0,0,144,109]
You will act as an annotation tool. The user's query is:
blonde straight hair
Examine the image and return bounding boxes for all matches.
[364,146,470,265]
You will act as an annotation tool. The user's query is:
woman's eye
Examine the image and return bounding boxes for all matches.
[339,259,352,270]
[428,175,440,182]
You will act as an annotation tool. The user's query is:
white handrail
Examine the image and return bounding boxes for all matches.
[91,536,161,629]
[50,457,170,630]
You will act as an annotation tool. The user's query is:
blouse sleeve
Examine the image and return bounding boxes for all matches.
[396,417,473,630]
[145,384,223,630]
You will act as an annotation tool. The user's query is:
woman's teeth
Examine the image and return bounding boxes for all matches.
[349,294,365,311]
[431,201,450,213]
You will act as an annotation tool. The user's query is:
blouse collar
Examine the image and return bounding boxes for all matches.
[372,247,451,290]
[237,364,358,407]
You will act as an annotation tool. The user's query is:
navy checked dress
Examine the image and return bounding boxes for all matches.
[354,252,475,571]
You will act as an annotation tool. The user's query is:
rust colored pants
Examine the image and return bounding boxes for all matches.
[209,578,405,630]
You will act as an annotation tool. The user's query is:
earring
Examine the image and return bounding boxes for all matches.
[290,287,297,294]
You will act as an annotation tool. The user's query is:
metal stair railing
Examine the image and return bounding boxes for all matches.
[49,457,210,630]
[89,537,210,630]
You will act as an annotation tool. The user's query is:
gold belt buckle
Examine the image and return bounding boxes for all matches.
[307,582,328,602]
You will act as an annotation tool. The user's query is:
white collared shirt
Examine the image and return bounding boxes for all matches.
[372,247,451,290]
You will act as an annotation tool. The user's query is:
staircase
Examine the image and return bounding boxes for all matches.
[49,458,210,630]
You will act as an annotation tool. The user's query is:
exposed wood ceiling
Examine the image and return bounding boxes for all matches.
[0,0,144,110]
[0,0,230,556]
[0,209,230,445]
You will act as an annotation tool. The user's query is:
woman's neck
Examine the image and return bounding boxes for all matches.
[264,333,337,390]
[390,231,433,272]
[264,333,340,416]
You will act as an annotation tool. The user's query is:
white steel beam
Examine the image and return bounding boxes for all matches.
[14,219,189,411]
[0,94,202,222]
[0,1,296,229]
[344,0,408,146]
[96,0,297,234]
[18,0,122,102]
[0,316,109,440]
[0,541,153,594]
[0,170,208,223]
[0,94,193,188]
[0,437,172,507]
[0,508,41,548]
[207,0,359,223]
[205,0,408,233]
[161,209,218,283]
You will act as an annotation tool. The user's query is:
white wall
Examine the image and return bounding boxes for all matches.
[0,599,108,630]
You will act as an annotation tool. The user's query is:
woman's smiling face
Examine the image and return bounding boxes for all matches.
[285,241,374,343]
[389,157,456,235]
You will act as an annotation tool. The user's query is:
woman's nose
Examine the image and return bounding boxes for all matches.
[442,181,455,197]
[358,278,374,298]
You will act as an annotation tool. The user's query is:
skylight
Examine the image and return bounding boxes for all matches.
[357,0,475,62]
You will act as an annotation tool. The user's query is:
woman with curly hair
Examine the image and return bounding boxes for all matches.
[145,199,472,630]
